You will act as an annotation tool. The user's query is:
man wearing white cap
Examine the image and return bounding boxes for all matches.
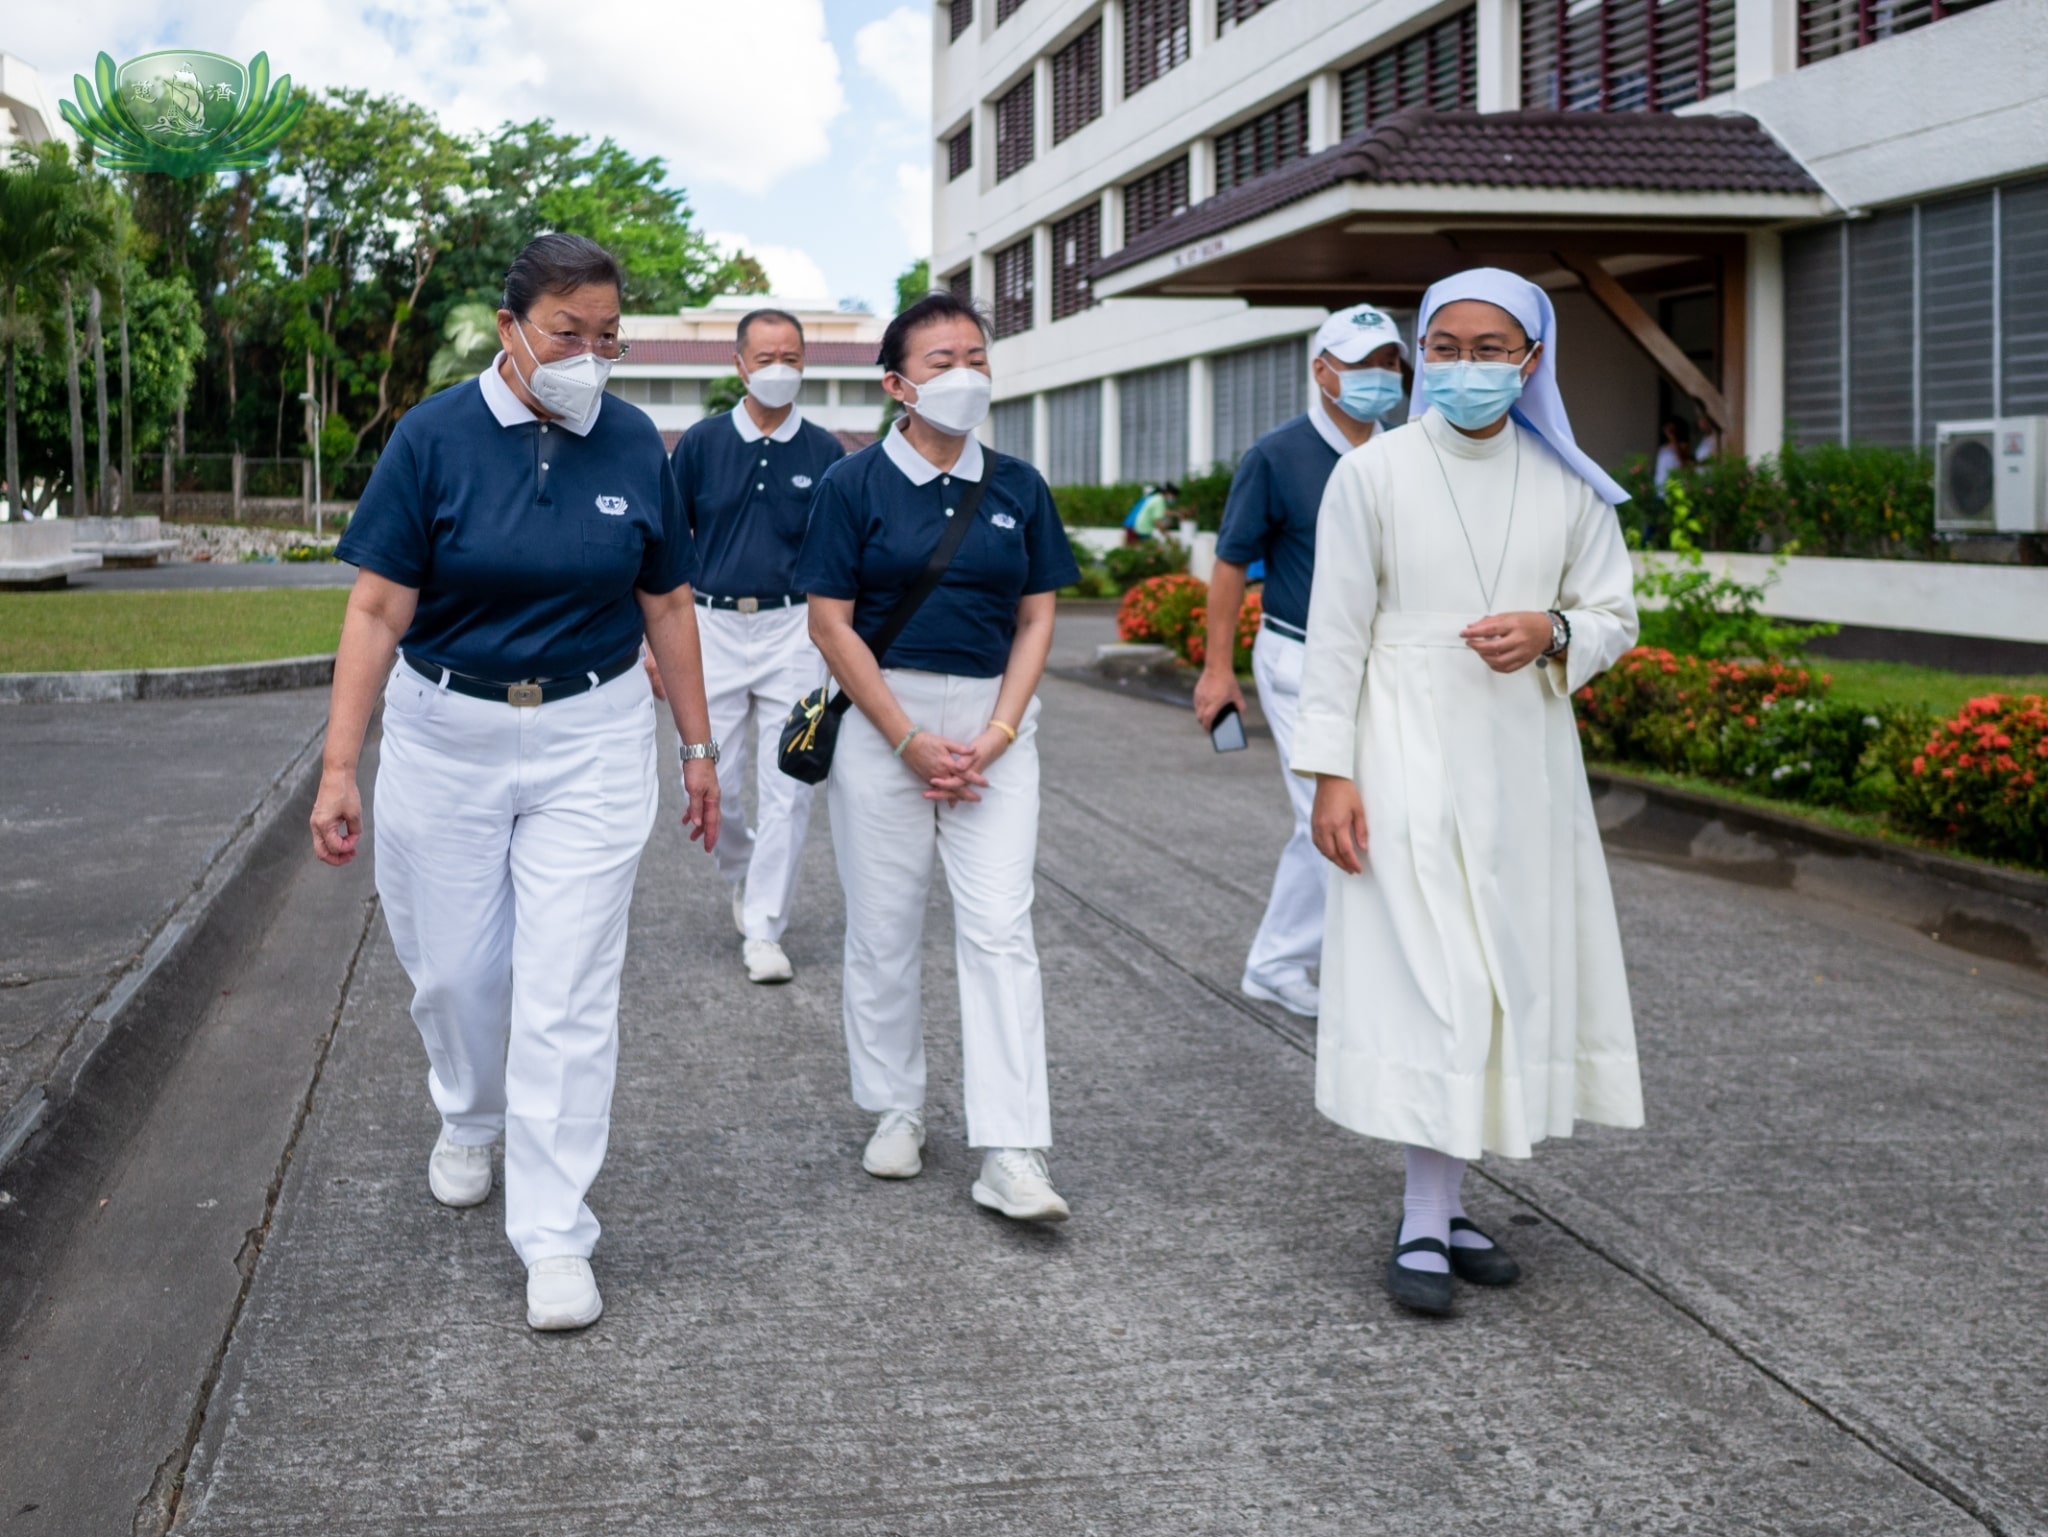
[1292,268,1644,1317]
[1195,304,1408,1019]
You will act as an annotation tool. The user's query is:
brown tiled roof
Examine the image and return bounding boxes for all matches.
[622,339,881,367]
[1097,109,1820,278]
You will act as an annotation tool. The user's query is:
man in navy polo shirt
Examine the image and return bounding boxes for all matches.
[1193,305,1408,1019]
[657,308,845,984]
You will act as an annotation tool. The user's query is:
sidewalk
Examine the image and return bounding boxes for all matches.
[155,669,2042,1534]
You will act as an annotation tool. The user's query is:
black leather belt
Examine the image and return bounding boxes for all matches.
[1262,615,1307,641]
[404,649,639,707]
[695,592,805,613]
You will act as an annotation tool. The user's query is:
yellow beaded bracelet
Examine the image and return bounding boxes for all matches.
[989,718,1018,743]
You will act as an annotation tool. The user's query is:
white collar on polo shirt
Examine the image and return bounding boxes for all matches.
[881,416,984,486]
[1306,390,1361,457]
[732,400,805,443]
[478,352,601,437]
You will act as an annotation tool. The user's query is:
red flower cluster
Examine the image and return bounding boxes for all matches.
[1117,573,1206,644]
[1573,647,1824,773]
[1894,693,2048,863]
[1117,574,1262,674]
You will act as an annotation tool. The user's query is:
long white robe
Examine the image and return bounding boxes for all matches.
[1290,408,1644,1160]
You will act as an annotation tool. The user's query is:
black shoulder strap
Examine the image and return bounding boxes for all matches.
[863,450,997,664]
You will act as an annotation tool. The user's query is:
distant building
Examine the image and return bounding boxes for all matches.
[931,0,2048,481]
[0,52,76,152]
[615,296,890,451]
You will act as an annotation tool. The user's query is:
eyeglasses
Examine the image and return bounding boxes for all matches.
[521,317,629,362]
[1422,341,1532,365]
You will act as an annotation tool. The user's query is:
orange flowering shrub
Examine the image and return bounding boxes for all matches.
[1185,585,1263,672]
[1118,575,1261,673]
[1117,573,1206,643]
[1575,647,1826,775]
[1891,695,2048,865]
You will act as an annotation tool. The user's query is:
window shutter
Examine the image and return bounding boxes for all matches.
[946,266,974,303]
[947,124,972,182]
[1047,382,1103,486]
[1214,95,1309,195]
[1919,191,1996,430]
[1051,203,1101,322]
[1782,225,1844,447]
[1124,0,1192,97]
[994,77,1035,183]
[1340,9,1476,137]
[1217,0,1281,33]
[1847,210,1915,446]
[1520,0,1735,112]
[2001,177,2048,417]
[1212,338,1308,464]
[996,0,1028,23]
[1124,158,1191,242]
[993,237,1035,339]
[1118,362,1190,483]
[1799,0,1997,66]
[992,397,1036,463]
[1052,23,1103,144]
[949,0,974,44]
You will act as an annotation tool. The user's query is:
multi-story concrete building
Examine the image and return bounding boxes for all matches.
[0,52,76,153]
[930,0,2047,482]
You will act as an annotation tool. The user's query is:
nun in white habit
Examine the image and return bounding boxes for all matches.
[1290,267,1645,1316]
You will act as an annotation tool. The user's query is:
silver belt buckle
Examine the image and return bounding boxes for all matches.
[736,597,760,614]
[507,682,543,707]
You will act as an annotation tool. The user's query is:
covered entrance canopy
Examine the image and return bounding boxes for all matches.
[1092,109,1832,457]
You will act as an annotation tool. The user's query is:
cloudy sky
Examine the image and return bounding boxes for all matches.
[11,0,932,312]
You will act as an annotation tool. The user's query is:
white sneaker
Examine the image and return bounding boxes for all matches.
[427,1131,492,1207]
[1241,974,1320,1018]
[972,1148,1071,1223]
[526,1256,603,1331]
[743,938,794,984]
[731,883,747,937]
[862,1109,925,1178]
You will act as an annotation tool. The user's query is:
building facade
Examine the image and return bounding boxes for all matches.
[0,53,77,153]
[930,0,2047,483]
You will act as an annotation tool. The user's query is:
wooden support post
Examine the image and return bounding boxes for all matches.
[231,451,244,522]
[161,446,173,520]
[1553,249,1735,437]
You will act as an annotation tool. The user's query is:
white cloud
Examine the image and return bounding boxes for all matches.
[854,5,930,121]
[709,232,832,303]
[890,162,931,256]
[10,0,846,191]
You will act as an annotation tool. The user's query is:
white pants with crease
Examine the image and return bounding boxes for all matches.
[373,659,659,1265]
[827,669,1051,1150]
[1244,625,1326,990]
[697,602,826,941]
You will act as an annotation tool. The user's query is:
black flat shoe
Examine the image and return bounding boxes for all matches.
[1447,1217,1522,1286]
[1386,1235,1456,1315]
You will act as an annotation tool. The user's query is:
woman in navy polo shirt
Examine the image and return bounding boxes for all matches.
[795,292,1080,1222]
[310,234,723,1332]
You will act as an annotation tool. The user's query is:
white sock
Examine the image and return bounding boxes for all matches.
[1396,1145,1463,1273]
[1448,1176,1495,1250]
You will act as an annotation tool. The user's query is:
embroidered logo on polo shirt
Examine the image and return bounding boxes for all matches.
[792,474,814,489]
[991,512,1017,530]
[595,496,628,516]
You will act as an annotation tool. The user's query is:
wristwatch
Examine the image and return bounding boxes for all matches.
[1542,610,1570,657]
[678,740,721,764]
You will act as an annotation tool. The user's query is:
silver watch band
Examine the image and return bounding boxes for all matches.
[678,740,721,764]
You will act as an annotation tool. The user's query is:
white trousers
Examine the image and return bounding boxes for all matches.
[827,670,1052,1150]
[697,603,826,941]
[1244,626,1326,989]
[373,660,659,1265]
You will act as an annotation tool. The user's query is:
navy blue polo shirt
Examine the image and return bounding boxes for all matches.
[672,407,844,598]
[338,368,696,680]
[1214,413,1344,632]
[793,430,1080,679]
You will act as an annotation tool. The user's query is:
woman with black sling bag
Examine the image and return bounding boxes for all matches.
[794,293,1081,1222]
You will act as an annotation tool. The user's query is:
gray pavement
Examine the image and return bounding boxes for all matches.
[66,561,353,590]
[126,655,2040,1534]
[0,690,334,1124]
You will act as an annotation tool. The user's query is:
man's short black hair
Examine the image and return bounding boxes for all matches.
[877,292,990,375]
[736,308,805,352]
[502,232,625,315]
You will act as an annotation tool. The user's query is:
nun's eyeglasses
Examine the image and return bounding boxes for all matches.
[1422,341,1532,364]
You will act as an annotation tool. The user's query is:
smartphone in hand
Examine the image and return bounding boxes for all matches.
[1209,702,1248,753]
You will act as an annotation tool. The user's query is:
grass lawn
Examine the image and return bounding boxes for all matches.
[1816,656,2048,717]
[0,588,349,672]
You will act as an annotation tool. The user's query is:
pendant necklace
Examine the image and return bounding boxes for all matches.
[1423,422,1520,612]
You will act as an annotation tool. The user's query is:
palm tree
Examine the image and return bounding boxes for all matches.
[53,154,118,517]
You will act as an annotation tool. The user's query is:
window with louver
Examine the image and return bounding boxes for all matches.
[1846,210,1915,446]
[2003,178,2048,417]
[1217,0,1281,32]
[1214,95,1309,194]
[1124,157,1190,242]
[994,76,1035,182]
[1520,0,1735,113]
[1783,225,1844,447]
[947,124,972,181]
[1051,203,1100,322]
[997,0,1028,23]
[945,266,974,303]
[1125,0,1191,96]
[993,236,1035,339]
[1212,338,1308,464]
[1797,0,1998,64]
[949,0,973,43]
[1052,23,1102,144]
[992,397,1037,463]
[1047,382,1102,486]
[1119,362,1189,483]
[1919,192,1996,430]
[1339,9,1476,136]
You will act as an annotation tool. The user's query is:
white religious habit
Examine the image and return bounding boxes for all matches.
[1289,406,1644,1161]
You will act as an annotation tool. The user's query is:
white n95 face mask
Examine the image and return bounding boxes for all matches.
[513,324,612,423]
[904,367,992,437]
[745,363,803,410]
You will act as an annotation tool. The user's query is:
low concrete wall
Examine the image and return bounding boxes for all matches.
[65,516,164,545]
[0,656,335,706]
[1635,553,2048,646]
[0,521,74,560]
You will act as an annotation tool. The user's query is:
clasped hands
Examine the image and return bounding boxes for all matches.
[902,726,1010,805]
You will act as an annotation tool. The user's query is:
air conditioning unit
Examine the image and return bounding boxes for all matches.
[1936,417,2048,534]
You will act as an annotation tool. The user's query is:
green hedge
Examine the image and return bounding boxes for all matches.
[1619,441,1937,559]
[1051,462,1239,533]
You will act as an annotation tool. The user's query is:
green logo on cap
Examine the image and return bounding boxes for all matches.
[60,51,304,177]
[1350,308,1388,328]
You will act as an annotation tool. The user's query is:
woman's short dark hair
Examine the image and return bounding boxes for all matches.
[737,308,805,352]
[877,292,990,375]
[503,233,625,316]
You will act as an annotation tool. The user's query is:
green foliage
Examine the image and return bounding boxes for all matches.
[1102,538,1187,590]
[1051,482,1144,528]
[1620,441,1937,559]
[1061,536,1119,599]
[704,374,745,416]
[1633,477,1834,661]
[426,300,499,393]
[894,258,931,314]
[1175,462,1237,532]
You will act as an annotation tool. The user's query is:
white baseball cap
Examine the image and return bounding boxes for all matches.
[1312,303,1407,364]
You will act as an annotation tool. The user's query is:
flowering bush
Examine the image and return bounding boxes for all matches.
[1116,574,1261,672]
[1183,585,1262,673]
[1891,695,2048,866]
[1721,698,1886,806]
[1575,648,1826,778]
[1118,573,1207,643]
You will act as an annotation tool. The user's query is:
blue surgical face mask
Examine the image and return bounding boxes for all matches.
[1333,367,1404,423]
[1423,360,1526,431]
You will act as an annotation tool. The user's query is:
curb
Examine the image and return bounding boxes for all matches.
[0,654,335,705]
[0,725,328,1176]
